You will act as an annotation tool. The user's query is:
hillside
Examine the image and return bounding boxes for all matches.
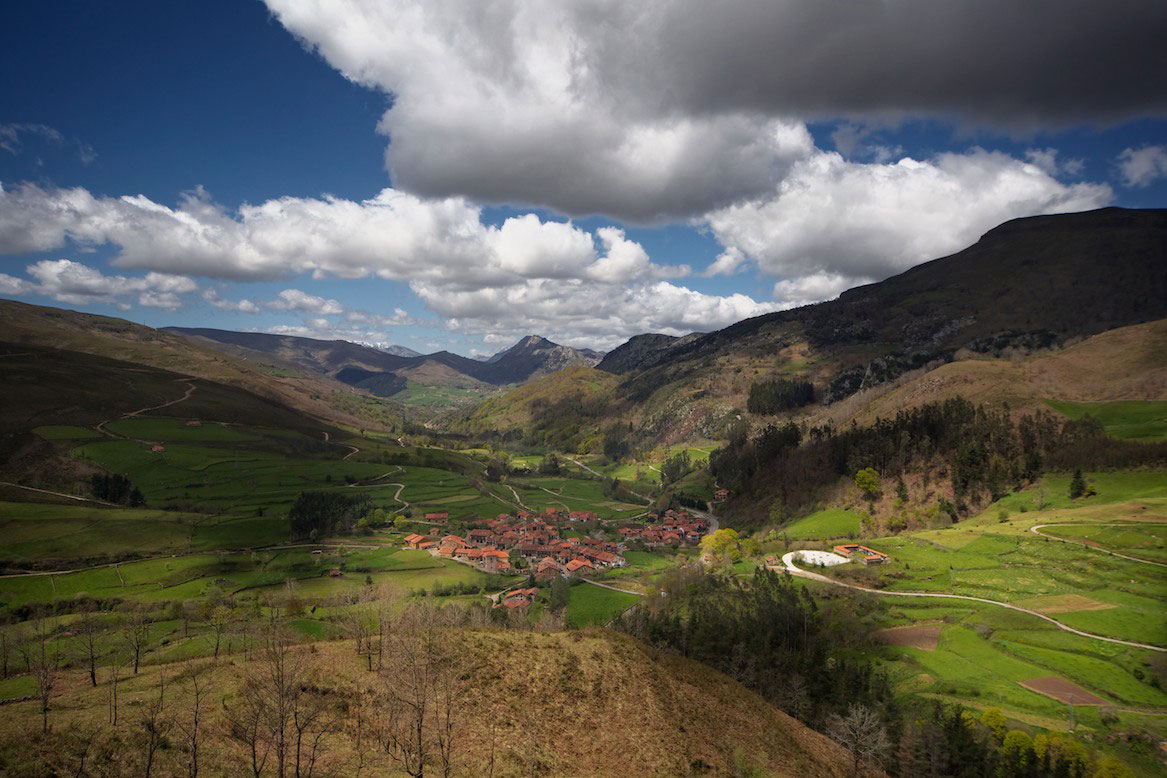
[0,630,858,778]
[812,319,1167,429]
[450,365,621,449]
[0,299,402,432]
[584,208,1167,446]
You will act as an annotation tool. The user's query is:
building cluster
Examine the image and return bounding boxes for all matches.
[404,509,627,578]
[617,509,709,547]
[833,543,891,565]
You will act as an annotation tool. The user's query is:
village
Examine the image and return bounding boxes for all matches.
[402,506,710,586]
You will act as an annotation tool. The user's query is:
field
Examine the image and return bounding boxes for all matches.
[1039,523,1167,564]
[782,507,862,540]
[566,582,641,628]
[1043,399,1167,442]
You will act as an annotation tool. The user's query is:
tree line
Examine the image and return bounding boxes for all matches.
[710,397,1167,524]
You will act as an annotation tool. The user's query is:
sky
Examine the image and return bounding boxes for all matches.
[1,1,1165,357]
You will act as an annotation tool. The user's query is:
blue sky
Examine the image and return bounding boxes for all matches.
[1,1,1164,355]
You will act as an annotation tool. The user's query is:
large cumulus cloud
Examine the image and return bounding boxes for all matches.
[265,0,1165,221]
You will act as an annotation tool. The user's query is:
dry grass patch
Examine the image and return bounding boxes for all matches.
[1019,676,1109,706]
[875,624,942,651]
[1015,594,1118,614]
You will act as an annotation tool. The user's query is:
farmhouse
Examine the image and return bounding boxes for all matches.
[833,544,891,565]
[497,587,539,610]
[714,488,729,500]
[424,512,449,523]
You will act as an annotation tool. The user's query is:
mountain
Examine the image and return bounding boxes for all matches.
[367,342,421,358]
[597,332,704,375]
[165,328,603,400]
[476,207,1167,448]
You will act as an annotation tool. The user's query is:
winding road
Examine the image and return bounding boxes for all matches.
[778,551,1166,653]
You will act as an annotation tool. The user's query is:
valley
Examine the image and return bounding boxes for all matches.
[0,209,1164,776]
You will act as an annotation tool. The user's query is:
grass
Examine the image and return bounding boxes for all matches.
[104,417,261,443]
[782,508,862,540]
[1041,523,1167,564]
[32,425,102,440]
[566,583,640,628]
[1043,399,1167,442]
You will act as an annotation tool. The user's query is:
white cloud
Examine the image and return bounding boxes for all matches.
[1117,145,1167,188]
[8,259,197,309]
[0,272,33,296]
[773,271,864,309]
[264,0,1165,221]
[203,288,260,313]
[702,246,747,277]
[706,148,1113,286]
[269,288,345,315]
[418,278,779,351]
[1024,148,1084,178]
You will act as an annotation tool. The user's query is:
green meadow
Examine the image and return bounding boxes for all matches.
[566,583,641,628]
[781,507,862,540]
[1044,399,1167,442]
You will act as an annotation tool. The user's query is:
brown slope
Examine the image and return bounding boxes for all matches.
[0,631,864,778]
[812,319,1167,428]
[0,298,399,432]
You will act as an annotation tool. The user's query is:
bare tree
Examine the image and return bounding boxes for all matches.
[121,607,152,674]
[178,662,208,778]
[108,653,123,726]
[227,626,325,778]
[827,703,890,778]
[77,606,104,687]
[0,625,11,679]
[349,683,374,778]
[225,679,272,778]
[139,670,173,778]
[23,616,56,734]
[378,604,466,778]
[208,604,234,659]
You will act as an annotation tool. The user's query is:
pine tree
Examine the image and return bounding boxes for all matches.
[1069,469,1086,499]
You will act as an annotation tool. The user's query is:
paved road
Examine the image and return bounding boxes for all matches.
[778,552,1166,653]
[1029,523,1167,568]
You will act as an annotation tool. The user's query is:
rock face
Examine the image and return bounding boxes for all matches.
[484,335,604,381]
[597,332,704,375]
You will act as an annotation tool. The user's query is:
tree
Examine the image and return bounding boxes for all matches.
[827,703,890,777]
[178,663,207,778]
[378,604,466,778]
[854,468,881,500]
[978,707,1007,741]
[122,607,152,674]
[23,616,55,734]
[77,607,103,687]
[660,450,692,486]
[538,453,561,475]
[548,577,570,613]
[1069,468,1087,499]
[209,604,234,659]
[139,670,172,778]
[699,528,742,563]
